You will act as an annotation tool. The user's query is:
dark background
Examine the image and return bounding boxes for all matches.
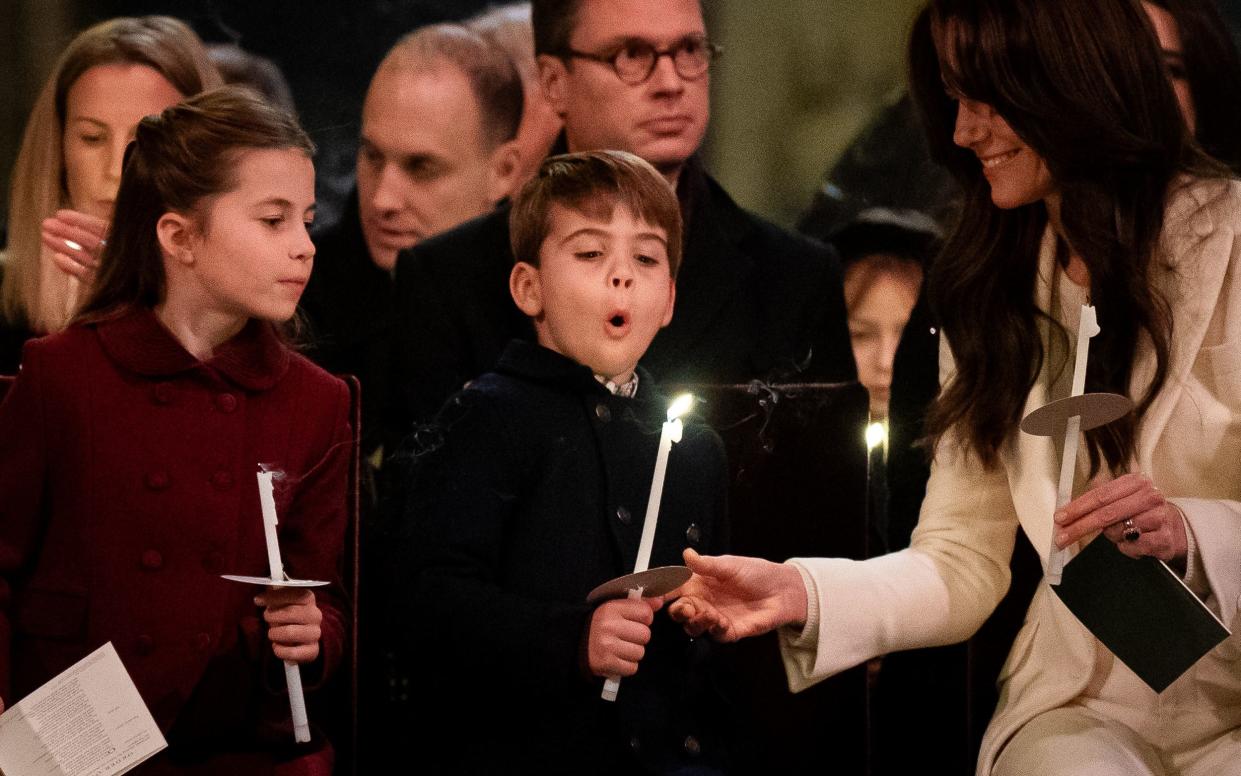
[2,0,1240,230]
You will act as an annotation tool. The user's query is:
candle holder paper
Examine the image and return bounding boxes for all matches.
[586,566,691,604]
[219,469,326,743]
[220,574,329,588]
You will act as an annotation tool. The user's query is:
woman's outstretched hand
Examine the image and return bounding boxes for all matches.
[668,548,809,642]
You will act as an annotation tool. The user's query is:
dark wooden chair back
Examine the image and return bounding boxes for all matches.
[683,380,871,774]
[318,375,361,776]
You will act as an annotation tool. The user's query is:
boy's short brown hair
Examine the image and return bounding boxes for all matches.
[509,150,683,277]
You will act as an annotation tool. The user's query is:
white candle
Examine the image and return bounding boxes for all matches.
[1048,305,1100,584]
[635,394,694,573]
[602,394,694,702]
[256,470,285,581]
[254,469,312,743]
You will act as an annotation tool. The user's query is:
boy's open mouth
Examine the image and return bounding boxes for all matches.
[606,310,630,336]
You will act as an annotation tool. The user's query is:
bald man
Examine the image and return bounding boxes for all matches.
[300,23,523,454]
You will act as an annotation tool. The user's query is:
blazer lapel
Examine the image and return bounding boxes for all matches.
[1133,182,1234,471]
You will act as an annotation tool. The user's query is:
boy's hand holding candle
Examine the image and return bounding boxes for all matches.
[586,595,664,678]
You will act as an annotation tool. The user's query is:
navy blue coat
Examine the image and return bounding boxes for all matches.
[397,341,733,774]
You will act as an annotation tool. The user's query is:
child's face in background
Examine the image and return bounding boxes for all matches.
[513,202,675,381]
[183,147,317,323]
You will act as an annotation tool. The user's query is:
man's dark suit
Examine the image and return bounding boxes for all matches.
[390,155,857,430]
[298,190,395,455]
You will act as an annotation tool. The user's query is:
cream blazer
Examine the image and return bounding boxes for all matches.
[780,177,1241,775]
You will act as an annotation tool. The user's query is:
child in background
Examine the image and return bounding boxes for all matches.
[0,87,349,775]
[401,150,732,775]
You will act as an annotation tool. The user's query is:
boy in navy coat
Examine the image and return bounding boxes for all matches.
[399,150,732,774]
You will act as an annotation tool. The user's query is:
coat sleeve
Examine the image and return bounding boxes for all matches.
[400,389,595,694]
[779,336,1017,691]
[0,343,51,703]
[279,377,353,690]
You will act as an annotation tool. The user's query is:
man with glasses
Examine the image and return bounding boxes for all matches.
[389,0,856,427]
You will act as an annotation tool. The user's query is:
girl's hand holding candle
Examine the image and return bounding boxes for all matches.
[255,587,324,664]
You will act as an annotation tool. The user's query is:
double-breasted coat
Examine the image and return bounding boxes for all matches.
[398,341,734,774]
[0,307,351,774]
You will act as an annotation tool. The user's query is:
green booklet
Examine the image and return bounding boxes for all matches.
[1052,536,1229,692]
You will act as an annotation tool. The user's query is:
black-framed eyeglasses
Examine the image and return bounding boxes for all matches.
[557,36,721,85]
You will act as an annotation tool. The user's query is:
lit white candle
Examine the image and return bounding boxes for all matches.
[1048,304,1100,584]
[633,393,694,574]
[255,469,312,743]
[602,394,694,702]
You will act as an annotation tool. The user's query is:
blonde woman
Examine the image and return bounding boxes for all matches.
[1,15,219,371]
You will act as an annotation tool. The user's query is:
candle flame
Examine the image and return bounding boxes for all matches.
[865,421,887,452]
[667,393,695,421]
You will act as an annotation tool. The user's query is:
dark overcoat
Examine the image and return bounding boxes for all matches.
[0,308,351,775]
[399,341,734,774]
[390,156,857,430]
[298,189,394,457]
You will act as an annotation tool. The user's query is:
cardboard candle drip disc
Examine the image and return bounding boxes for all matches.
[587,566,692,603]
[1020,392,1133,437]
[221,574,330,588]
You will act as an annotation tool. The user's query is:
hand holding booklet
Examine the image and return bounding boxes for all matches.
[1053,535,1229,693]
[0,642,165,776]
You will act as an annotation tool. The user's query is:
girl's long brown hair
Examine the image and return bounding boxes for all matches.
[909,0,1224,472]
[76,87,314,322]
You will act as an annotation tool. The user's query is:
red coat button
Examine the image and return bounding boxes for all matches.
[140,549,163,570]
[151,383,174,405]
[145,471,170,490]
[202,551,224,573]
[211,470,234,490]
[136,635,155,655]
[216,393,238,413]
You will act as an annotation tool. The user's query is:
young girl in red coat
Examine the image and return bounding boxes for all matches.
[0,86,350,775]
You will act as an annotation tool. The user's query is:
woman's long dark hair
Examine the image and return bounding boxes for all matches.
[1147,0,1241,173]
[909,0,1223,472]
[76,86,314,322]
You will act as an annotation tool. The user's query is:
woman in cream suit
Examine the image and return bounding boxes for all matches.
[670,1,1241,774]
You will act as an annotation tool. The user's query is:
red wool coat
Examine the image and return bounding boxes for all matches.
[0,308,350,774]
